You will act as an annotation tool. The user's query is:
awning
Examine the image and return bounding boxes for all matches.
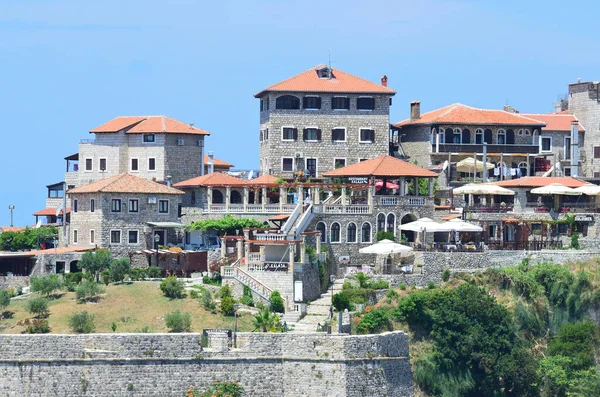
[146,222,187,228]
[268,214,290,221]
[33,208,70,216]
[502,218,520,223]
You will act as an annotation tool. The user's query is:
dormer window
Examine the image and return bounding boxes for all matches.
[317,67,332,79]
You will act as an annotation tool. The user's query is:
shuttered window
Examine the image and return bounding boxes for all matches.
[357,97,374,110]
[332,97,349,110]
[303,96,321,109]
[359,129,375,143]
[303,128,321,141]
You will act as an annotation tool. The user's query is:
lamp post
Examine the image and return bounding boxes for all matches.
[233,303,239,348]
[329,274,335,320]
[154,234,160,267]
[8,205,14,227]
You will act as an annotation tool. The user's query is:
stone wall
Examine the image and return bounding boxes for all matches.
[0,331,413,397]
[569,81,600,177]
[0,275,29,290]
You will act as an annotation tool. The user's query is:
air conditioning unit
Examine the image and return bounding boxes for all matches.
[177,139,184,146]
[148,197,157,204]
[295,152,303,158]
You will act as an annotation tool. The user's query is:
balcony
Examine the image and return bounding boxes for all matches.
[436,143,539,154]
[375,196,432,207]
[467,203,514,213]
[203,204,296,214]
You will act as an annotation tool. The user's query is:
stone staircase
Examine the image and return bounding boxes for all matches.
[290,279,344,332]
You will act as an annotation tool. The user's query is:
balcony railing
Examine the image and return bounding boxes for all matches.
[253,233,288,241]
[314,204,371,214]
[203,204,296,214]
[436,143,539,154]
[375,195,431,207]
[467,203,514,213]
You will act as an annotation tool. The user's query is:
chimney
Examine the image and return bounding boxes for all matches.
[570,120,579,177]
[208,151,215,174]
[166,175,172,187]
[381,75,388,87]
[410,101,421,121]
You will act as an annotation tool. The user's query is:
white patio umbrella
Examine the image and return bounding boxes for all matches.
[573,184,600,195]
[445,218,483,232]
[359,239,413,255]
[530,183,581,196]
[453,183,515,196]
[456,158,494,173]
[398,217,450,232]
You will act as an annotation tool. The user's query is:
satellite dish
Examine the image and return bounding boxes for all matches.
[55,202,63,218]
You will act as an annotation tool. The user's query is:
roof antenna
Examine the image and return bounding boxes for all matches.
[328,50,332,79]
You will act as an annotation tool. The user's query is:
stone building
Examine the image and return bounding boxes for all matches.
[67,173,184,256]
[568,80,600,178]
[79,115,210,186]
[254,64,395,178]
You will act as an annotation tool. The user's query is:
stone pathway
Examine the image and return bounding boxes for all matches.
[290,279,344,332]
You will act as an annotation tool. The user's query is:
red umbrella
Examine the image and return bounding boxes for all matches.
[374,179,400,190]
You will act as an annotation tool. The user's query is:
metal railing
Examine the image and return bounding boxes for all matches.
[437,143,539,154]
[467,203,514,212]
[221,266,274,300]
[204,203,296,214]
[314,204,371,214]
[375,195,430,207]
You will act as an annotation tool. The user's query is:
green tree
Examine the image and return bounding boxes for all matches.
[188,214,264,235]
[79,249,112,281]
[27,297,49,318]
[109,257,131,284]
[348,272,371,289]
[269,290,285,313]
[30,275,63,297]
[160,276,186,299]
[332,292,351,312]
[164,310,191,332]
[75,279,104,303]
[0,290,11,316]
[252,307,280,332]
[548,321,597,371]
[69,311,95,333]
[220,296,235,316]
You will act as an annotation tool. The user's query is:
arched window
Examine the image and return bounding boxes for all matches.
[316,222,327,243]
[532,129,539,145]
[386,214,395,234]
[275,95,300,110]
[497,129,506,144]
[524,129,530,136]
[475,128,484,144]
[462,129,470,144]
[347,223,357,243]
[430,128,436,149]
[506,129,515,145]
[444,128,453,144]
[330,222,341,243]
[361,222,372,243]
[230,190,242,204]
[213,190,224,204]
[377,213,386,232]
[453,128,461,144]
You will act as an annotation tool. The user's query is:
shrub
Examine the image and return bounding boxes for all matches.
[18,318,50,334]
[356,308,392,334]
[201,290,216,312]
[160,276,186,299]
[101,269,110,286]
[332,292,351,312]
[109,257,131,284]
[147,266,161,278]
[137,269,147,280]
[240,285,254,307]
[75,280,104,303]
[27,297,49,318]
[64,272,84,291]
[164,310,191,332]
[69,311,95,333]
[368,280,389,289]
[30,275,63,297]
[548,321,597,371]
[111,322,117,332]
[269,290,285,313]
[187,381,244,397]
[190,289,199,299]
[220,284,232,298]
[376,231,395,241]
[79,249,112,281]
[385,289,398,299]
[442,269,451,282]
[252,306,281,332]
[399,283,406,290]
[427,281,435,289]
[220,296,235,316]
[0,289,11,315]
[570,232,580,249]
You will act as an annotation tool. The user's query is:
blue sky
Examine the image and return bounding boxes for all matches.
[1,0,599,226]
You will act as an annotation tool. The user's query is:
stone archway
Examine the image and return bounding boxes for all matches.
[400,213,417,242]
[69,260,80,273]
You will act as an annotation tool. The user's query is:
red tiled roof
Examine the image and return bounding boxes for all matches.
[393,104,546,127]
[494,177,587,188]
[255,65,395,97]
[323,155,438,178]
[0,226,25,233]
[204,156,233,168]
[90,116,210,136]
[173,172,247,188]
[520,114,584,132]
[441,215,461,221]
[67,174,184,195]
[33,208,71,216]
[246,174,280,186]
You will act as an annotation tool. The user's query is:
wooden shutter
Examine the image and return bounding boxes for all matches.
[484,129,493,144]
[595,147,600,159]
[506,129,515,144]
[316,97,322,109]
[445,129,453,143]
[302,97,308,108]
[370,130,375,142]
[331,129,336,141]
[303,129,307,141]
[317,129,322,141]
[462,129,471,144]
[293,128,298,141]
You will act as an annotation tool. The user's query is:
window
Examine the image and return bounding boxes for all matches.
[275,95,300,110]
[282,127,297,141]
[540,136,552,152]
[347,223,357,243]
[111,199,121,212]
[316,222,327,242]
[484,129,493,144]
[331,96,349,110]
[303,96,321,109]
[532,223,542,234]
[334,158,346,169]
[143,134,155,143]
[110,230,121,244]
[595,172,600,179]
[185,231,191,245]
[330,222,341,243]
[282,158,294,172]
[518,129,531,136]
[85,158,93,171]
[462,128,471,144]
[90,230,95,244]
[497,129,506,145]
[332,128,346,142]
[317,67,332,78]
[506,129,515,144]
[475,128,484,144]
[212,190,224,204]
[129,199,139,213]
[73,230,78,244]
[359,129,375,143]
[594,146,600,159]
[148,158,156,171]
[306,158,317,177]
[131,158,139,172]
[453,128,461,144]
[563,167,571,176]
[361,222,372,243]
[377,213,386,232]
[159,200,169,214]
[128,230,139,244]
[558,223,569,234]
[90,199,94,213]
[488,225,497,239]
[303,128,320,141]
[260,97,269,111]
[99,158,107,171]
[73,199,78,213]
[564,137,572,160]
[230,190,242,204]
[386,214,395,233]
[357,97,374,110]
[264,128,268,140]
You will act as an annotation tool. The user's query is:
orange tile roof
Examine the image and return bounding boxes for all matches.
[246,174,280,186]
[441,214,461,221]
[67,174,184,195]
[323,154,438,178]
[255,65,395,97]
[173,172,247,188]
[393,104,546,127]
[520,114,584,132]
[204,156,234,168]
[494,177,587,188]
[0,226,25,233]
[90,116,210,136]
[33,208,71,216]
